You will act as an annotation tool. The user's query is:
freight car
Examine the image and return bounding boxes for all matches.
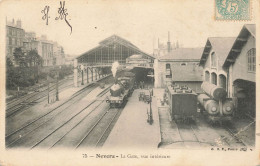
[198,82,234,123]
[167,84,197,121]
[106,72,135,108]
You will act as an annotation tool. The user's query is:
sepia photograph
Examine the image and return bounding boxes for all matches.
[0,0,259,165]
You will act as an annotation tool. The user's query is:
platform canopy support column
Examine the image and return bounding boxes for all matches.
[98,68,101,79]
[95,68,98,80]
[74,58,78,87]
[87,67,89,83]
[91,68,94,82]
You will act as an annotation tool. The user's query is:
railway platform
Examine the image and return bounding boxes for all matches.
[103,89,161,149]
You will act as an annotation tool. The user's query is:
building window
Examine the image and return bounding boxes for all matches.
[9,37,12,45]
[9,47,12,56]
[180,63,187,66]
[12,29,16,36]
[166,63,172,78]
[12,38,15,45]
[205,71,210,82]
[211,52,216,68]
[219,74,226,90]
[166,63,171,69]
[247,48,256,72]
[211,72,217,85]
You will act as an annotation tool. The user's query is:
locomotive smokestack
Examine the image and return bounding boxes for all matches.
[111,61,120,78]
[114,76,118,84]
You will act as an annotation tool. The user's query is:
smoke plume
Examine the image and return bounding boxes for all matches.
[111,61,119,78]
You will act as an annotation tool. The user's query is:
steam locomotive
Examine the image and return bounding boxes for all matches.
[106,71,135,108]
[198,82,234,123]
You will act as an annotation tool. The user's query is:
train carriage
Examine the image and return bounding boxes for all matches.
[167,85,197,121]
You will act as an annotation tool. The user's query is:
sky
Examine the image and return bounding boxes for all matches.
[1,0,256,57]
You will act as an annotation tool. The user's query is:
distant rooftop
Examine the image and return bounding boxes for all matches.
[158,47,204,61]
[6,19,22,29]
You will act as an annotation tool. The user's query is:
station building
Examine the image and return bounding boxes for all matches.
[223,24,256,117]
[155,47,204,93]
[76,35,153,66]
[74,35,155,86]
[199,24,256,117]
[199,37,236,90]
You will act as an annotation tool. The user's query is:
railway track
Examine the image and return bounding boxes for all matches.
[6,83,97,147]
[207,121,247,147]
[175,121,200,145]
[172,120,214,147]
[6,80,73,118]
[75,107,122,149]
[6,79,68,108]
[6,73,103,108]
[6,74,109,118]
[223,124,247,147]
[31,86,112,149]
[7,83,112,148]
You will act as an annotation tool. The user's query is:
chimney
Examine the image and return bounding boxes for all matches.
[167,31,171,53]
[16,19,22,28]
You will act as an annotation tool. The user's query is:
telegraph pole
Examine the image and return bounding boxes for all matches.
[56,69,59,101]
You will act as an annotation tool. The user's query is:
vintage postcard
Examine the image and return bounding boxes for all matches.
[0,0,259,165]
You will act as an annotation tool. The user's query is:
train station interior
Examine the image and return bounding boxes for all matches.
[74,35,155,88]
[6,27,256,151]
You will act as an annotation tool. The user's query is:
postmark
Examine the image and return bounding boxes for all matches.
[215,0,251,20]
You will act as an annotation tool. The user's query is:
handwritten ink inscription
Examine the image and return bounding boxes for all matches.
[41,6,50,25]
[41,1,72,34]
[55,1,72,34]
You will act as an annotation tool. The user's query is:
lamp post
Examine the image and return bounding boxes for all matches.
[147,89,154,125]
[149,89,154,124]
[80,64,84,85]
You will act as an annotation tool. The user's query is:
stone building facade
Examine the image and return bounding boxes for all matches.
[6,19,25,61]
[223,24,256,116]
[6,19,66,67]
[53,42,65,66]
[199,37,236,90]
[155,47,204,93]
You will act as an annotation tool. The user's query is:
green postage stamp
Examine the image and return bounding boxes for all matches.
[215,0,251,20]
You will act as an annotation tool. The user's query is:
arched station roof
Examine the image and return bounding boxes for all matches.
[76,35,154,66]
